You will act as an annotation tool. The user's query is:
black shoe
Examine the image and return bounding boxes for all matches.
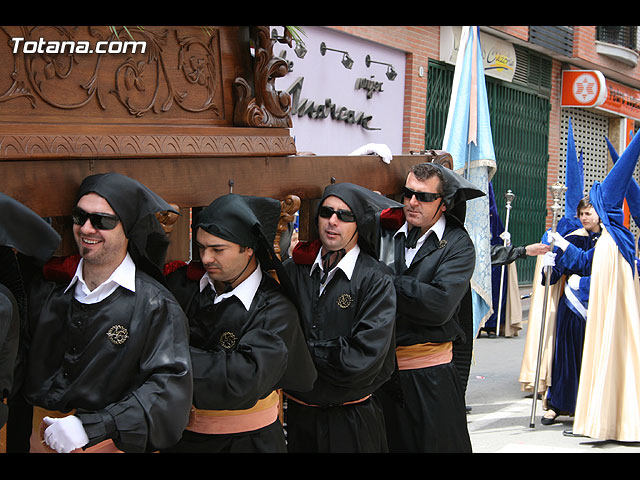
[540,414,557,426]
[541,406,560,425]
[562,429,585,437]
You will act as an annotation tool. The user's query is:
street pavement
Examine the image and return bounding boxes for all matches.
[465,286,640,453]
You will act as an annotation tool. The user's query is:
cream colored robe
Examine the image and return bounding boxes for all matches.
[573,228,640,441]
[502,262,523,337]
[518,254,563,394]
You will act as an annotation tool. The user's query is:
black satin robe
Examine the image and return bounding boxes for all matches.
[377,216,474,453]
[0,284,19,429]
[21,270,193,452]
[491,244,527,266]
[164,265,317,452]
[282,251,397,452]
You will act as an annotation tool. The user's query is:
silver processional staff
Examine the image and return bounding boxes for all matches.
[529,182,566,428]
[496,189,515,338]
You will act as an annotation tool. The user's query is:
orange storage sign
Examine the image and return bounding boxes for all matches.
[599,80,640,122]
[562,70,640,121]
[561,70,607,107]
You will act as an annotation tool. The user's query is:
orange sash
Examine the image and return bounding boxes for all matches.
[283,392,371,408]
[29,406,121,453]
[186,391,280,435]
[396,341,453,370]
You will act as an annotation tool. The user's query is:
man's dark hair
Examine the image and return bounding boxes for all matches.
[577,196,593,215]
[409,163,446,196]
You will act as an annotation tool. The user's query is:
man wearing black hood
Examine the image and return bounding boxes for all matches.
[20,173,193,453]
[163,193,317,453]
[377,162,484,453]
[0,193,61,440]
[282,182,400,453]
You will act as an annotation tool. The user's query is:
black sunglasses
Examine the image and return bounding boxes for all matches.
[318,205,356,223]
[403,186,442,203]
[71,206,120,230]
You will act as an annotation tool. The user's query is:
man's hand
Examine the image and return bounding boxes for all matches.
[43,415,89,453]
[525,243,551,256]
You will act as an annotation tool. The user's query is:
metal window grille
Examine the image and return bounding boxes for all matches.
[596,26,638,51]
[425,58,551,284]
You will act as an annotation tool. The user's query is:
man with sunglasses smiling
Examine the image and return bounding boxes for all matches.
[282,182,401,452]
[377,161,484,453]
[19,172,193,453]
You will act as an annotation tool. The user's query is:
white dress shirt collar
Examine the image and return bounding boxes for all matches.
[394,215,446,267]
[310,243,360,294]
[200,262,262,311]
[65,252,136,304]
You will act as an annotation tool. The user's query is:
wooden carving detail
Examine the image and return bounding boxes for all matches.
[156,204,180,235]
[274,194,300,258]
[233,26,293,128]
[0,26,223,118]
[0,133,296,159]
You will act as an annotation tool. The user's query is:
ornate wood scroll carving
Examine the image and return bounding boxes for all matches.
[0,26,297,159]
[0,133,296,159]
[156,204,180,234]
[233,26,293,128]
[1,26,224,118]
[274,194,300,258]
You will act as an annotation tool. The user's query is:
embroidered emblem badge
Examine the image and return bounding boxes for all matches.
[106,325,129,345]
[438,239,448,249]
[220,331,237,349]
[337,293,353,309]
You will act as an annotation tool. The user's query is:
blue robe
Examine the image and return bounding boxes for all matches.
[546,229,599,414]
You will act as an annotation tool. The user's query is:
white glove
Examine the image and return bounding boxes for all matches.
[499,231,511,246]
[43,415,89,453]
[567,274,581,291]
[542,251,556,268]
[550,231,569,251]
[348,143,393,164]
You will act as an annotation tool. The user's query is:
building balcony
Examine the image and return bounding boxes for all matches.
[595,26,639,67]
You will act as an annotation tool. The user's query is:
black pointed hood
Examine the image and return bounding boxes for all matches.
[195,193,279,252]
[196,193,298,304]
[77,173,178,283]
[434,163,485,225]
[0,192,61,264]
[317,182,404,256]
[0,193,61,336]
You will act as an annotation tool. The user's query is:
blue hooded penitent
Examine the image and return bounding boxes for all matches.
[589,131,640,269]
[557,118,584,236]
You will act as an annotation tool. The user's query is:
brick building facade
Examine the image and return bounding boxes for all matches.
[318,26,640,281]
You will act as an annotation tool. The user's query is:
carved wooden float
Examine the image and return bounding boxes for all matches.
[0,24,435,452]
[0,25,426,261]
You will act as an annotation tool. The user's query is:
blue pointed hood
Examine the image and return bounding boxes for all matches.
[606,136,640,229]
[564,119,584,219]
[558,119,585,235]
[590,131,640,268]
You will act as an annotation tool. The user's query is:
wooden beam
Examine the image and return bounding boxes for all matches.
[0,155,422,218]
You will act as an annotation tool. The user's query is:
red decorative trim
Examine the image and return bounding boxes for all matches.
[380,207,405,230]
[186,261,206,281]
[291,239,322,265]
[163,260,187,277]
[43,255,81,283]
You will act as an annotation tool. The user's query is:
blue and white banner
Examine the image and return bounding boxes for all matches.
[442,26,497,337]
